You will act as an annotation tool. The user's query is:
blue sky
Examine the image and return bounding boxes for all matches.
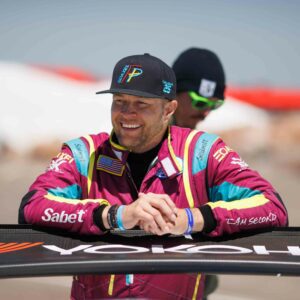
[1,0,300,87]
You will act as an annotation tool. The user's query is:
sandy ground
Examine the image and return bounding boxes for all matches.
[0,154,299,300]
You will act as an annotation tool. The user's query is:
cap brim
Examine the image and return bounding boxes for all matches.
[96,88,169,100]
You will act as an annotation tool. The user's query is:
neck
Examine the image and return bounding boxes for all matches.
[133,128,168,154]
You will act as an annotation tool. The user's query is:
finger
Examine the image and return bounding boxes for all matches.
[146,197,177,223]
[146,193,178,215]
[135,208,160,232]
[141,202,171,232]
[135,194,173,232]
[147,193,176,207]
[138,221,144,230]
[146,223,169,236]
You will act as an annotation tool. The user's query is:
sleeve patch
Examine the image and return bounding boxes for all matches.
[213,145,232,163]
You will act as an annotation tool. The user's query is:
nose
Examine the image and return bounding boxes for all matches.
[202,110,210,117]
[121,102,137,115]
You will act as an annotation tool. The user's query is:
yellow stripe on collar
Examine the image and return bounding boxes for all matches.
[84,135,96,196]
[167,126,183,172]
[183,130,198,208]
[109,131,127,151]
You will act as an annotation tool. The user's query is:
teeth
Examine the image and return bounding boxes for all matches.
[122,123,140,128]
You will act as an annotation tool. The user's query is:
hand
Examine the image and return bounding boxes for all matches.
[123,192,178,235]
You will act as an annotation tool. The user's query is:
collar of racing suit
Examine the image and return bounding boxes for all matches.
[108,126,183,179]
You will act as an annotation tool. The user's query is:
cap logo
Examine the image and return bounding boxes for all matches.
[199,79,216,97]
[162,80,173,94]
[117,64,143,83]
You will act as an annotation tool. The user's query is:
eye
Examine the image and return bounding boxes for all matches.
[137,101,149,108]
[113,99,123,105]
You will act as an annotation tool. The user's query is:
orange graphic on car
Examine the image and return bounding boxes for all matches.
[0,242,43,253]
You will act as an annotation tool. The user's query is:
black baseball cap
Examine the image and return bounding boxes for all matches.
[172,48,226,99]
[96,53,176,100]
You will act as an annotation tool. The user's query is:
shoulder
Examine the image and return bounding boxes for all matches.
[62,132,110,176]
[64,132,109,151]
[190,131,220,174]
[170,125,192,137]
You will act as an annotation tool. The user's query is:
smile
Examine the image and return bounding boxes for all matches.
[121,123,141,129]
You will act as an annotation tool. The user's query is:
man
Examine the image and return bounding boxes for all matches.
[19,53,288,299]
[172,47,226,298]
[172,48,226,128]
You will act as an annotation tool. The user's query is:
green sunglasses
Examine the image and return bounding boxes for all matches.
[188,91,224,110]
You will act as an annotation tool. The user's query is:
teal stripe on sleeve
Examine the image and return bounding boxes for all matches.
[48,184,82,199]
[192,132,219,174]
[209,181,261,202]
[65,138,89,177]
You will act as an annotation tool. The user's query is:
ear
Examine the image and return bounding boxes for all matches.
[164,100,178,119]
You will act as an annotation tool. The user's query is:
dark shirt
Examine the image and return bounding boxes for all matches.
[127,142,161,190]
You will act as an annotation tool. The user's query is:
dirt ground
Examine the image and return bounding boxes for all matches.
[0,147,299,299]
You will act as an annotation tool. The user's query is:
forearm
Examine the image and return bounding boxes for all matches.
[21,190,107,235]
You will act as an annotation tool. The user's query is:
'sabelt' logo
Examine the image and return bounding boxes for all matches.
[0,242,43,253]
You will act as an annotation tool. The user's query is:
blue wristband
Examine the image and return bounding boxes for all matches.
[116,205,126,231]
[184,208,194,235]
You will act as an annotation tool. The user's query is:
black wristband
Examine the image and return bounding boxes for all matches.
[107,204,119,229]
[199,205,217,233]
[93,204,109,232]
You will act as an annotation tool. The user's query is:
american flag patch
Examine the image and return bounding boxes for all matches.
[97,155,125,176]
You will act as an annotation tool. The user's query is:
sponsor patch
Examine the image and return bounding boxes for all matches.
[227,212,277,226]
[230,157,249,170]
[46,152,74,173]
[199,79,216,97]
[41,208,85,223]
[162,80,173,94]
[213,146,232,162]
[156,168,168,179]
[161,157,177,178]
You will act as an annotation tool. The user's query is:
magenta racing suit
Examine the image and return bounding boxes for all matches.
[19,126,288,299]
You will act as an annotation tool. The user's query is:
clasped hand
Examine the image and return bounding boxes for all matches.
[122,192,188,235]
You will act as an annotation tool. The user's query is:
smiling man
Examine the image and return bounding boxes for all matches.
[19,53,288,300]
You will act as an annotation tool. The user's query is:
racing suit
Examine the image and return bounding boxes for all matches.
[19,126,288,299]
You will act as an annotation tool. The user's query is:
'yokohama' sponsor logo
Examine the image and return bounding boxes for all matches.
[1,243,300,256]
[0,242,43,253]
[42,244,300,256]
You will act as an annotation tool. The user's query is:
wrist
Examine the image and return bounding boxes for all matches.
[116,205,126,230]
[106,204,119,229]
[102,206,110,230]
[176,209,189,234]
[184,208,194,235]
[120,205,135,230]
[93,204,109,232]
[191,208,204,232]
[199,205,216,233]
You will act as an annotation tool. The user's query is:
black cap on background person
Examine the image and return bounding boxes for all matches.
[172,48,226,128]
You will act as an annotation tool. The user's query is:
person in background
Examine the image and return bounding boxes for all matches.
[172,47,226,128]
[172,47,226,299]
[19,53,288,300]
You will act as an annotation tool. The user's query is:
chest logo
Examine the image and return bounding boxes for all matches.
[156,168,168,179]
